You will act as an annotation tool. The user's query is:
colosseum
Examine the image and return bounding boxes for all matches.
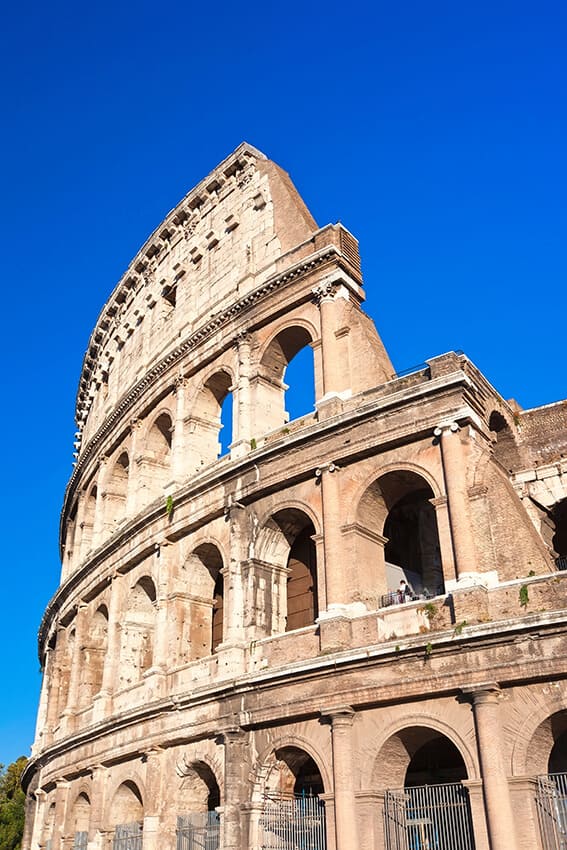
[22,143,567,850]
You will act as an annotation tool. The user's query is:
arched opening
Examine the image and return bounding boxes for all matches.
[79,605,108,706]
[81,484,97,555]
[104,452,129,534]
[191,371,233,466]
[286,525,318,631]
[552,499,567,570]
[489,410,522,471]
[144,412,173,496]
[261,747,326,848]
[109,781,143,849]
[69,792,90,848]
[182,544,224,659]
[177,762,221,849]
[358,470,444,601]
[119,578,156,688]
[257,326,315,434]
[380,728,473,850]
[43,801,56,849]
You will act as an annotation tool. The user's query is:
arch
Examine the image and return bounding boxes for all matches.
[108,780,144,827]
[68,791,90,833]
[372,724,472,792]
[178,760,221,811]
[78,604,108,706]
[255,505,321,565]
[551,498,567,566]
[118,577,156,688]
[355,468,444,599]
[189,369,234,466]
[182,543,225,657]
[141,411,173,498]
[522,709,567,775]
[104,451,129,534]
[489,410,522,471]
[256,324,317,433]
[81,483,98,554]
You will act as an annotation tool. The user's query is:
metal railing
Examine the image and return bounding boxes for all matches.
[113,822,143,850]
[384,783,475,850]
[73,833,88,850]
[177,811,220,850]
[556,557,567,572]
[536,773,567,850]
[260,793,327,850]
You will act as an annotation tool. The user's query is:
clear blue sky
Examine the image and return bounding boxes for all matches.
[0,0,565,765]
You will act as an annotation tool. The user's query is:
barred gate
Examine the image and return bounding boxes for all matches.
[384,783,475,850]
[176,811,220,850]
[536,773,567,850]
[112,822,143,850]
[260,794,326,850]
[73,832,88,850]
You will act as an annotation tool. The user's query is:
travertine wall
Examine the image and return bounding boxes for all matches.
[23,144,567,850]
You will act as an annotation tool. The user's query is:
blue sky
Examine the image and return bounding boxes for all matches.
[0,0,565,765]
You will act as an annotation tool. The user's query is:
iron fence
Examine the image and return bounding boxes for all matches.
[73,832,88,850]
[384,783,475,850]
[260,793,326,850]
[176,811,220,850]
[536,772,567,850]
[112,822,143,850]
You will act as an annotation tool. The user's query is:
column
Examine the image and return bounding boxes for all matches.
[45,629,65,743]
[323,706,359,850]
[92,459,107,548]
[429,496,457,585]
[232,331,252,457]
[223,504,247,645]
[313,282,345,400]
[434,423,478,579]
[149,544,170,685]
[61,603,89,730]
[126,419,143,516]
[219,728,249,850]
[93,573,126,720]
[52,780,71,850]
[463,684,518,850]
[171,376,189,483]
[142,748,163,850]
[27,788,46,850]
[318,464,344,612]
[88,765,108,850]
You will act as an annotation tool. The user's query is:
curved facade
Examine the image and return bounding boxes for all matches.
[23,144,567,850]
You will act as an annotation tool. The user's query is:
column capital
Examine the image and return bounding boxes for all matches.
[461,682,501,705]
[312,281,340,305]
[321,705,355,726]
[434,421,461,437]
[173,374,188,391]
[315,461,340,480]
[130,417,143,431]
[217,726,247,746]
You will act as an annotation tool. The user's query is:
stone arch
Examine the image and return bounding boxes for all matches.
[104,450,129,534]
[140,410,173,498]
[514,697,567,776]
[108,779,144,828]
[118,577,156,688]
[66,790,91,836]
[177,760,221,811]
[354,467,445,602]
[255,507,319,631]
[182,543,225,657]
[189,368,234,466]
[42,800,56,846]
[78,604,108,706]
[255,323,317,434]
[81,482,98,555]
[254,734,331,801]
[371,722,473,791]
[176,746,225,801]
[489,410,522,471]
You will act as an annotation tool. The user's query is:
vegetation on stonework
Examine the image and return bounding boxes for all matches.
[0,757,27,850]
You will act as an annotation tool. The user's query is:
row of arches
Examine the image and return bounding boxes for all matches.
[37,709,567,850]
[66,326,317,573]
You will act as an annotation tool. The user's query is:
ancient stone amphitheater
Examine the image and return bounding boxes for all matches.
[22,144,567,850]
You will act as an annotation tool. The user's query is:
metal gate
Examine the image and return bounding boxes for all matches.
[384,783,476,850]
[176,812,220,850]
[73,832,88,850]
[259,793,326,850]
[536,773,567,850]
[112,822,143,850]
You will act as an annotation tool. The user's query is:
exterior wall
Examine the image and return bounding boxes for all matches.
[24,144,567,850]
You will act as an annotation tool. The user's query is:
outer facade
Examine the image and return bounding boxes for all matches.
[23,144,567,850]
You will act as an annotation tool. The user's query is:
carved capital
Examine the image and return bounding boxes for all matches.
[312,281,339,305]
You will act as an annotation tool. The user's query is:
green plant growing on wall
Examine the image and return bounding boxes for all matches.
[165,495,174,519]
[421,602,438,621]
[424,642,433,658]
[519,584,529,608]
[250,437,257,450]
[454,620,468,636]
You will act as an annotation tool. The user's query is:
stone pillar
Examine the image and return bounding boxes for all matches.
[223,505,247,647]
[219,728,249,850]
[93,573,126,720]
[88,765,107,850]
[429,496,457,586]
[92,459,107,548]
[45,629,65,743]
[149,544,170,689]
[142,749,163,850]
[233,331,252,457]
[126,418,143,516]
[434,423,478,580]
[323,706,359,850]
[28,788,46,850]
[61,603,89,730]
[172,376,189,483]
[52,780,71,850]
[463,684,518,850]
[313,282,348,401]
[317,464,344,612]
